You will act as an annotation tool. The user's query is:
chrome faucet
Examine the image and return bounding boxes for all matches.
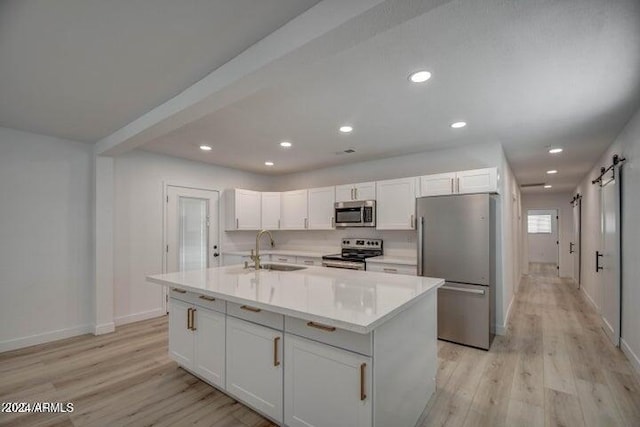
[251,230,275,270]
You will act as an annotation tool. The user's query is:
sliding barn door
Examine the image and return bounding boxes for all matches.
[571,199,581,288]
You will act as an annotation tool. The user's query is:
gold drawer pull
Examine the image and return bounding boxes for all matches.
[240,305,261,313]
[274,336,281,367]
[278,258,288,262]
[307,321,336,332]
[360,363,367,401]
[172,288,186,294]
[191,308,197,331]
[383,268,398,273]
[199,295,216,301]
[187,308,192,330]
[304,260,314,265]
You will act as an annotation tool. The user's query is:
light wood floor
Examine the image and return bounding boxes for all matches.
[2,271,639,427]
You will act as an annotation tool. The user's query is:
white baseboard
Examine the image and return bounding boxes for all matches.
[494,295,515,336]
[114,308,165,326]
[580,286,599,312]
[621,339,640,376]
[94,322,115,335]
[0,324,92,353]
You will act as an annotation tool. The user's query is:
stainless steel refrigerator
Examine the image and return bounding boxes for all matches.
[416,193,496,350]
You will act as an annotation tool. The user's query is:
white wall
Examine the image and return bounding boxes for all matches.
[573,106,640,374]
[0,127,93,351]
[113,150,276,325]
[521,193,573,277]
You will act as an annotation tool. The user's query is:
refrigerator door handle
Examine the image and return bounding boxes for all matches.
[440,285,485,295]
[417,216,424,276]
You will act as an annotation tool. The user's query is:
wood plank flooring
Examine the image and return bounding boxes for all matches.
[2,267,639,426]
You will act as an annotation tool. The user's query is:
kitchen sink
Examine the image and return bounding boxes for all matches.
[260,263,307,272]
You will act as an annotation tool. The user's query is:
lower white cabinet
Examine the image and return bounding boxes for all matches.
[168,298,226,389]
[366,262,416,276]
[284,334,372,427]
[226,316,283,423]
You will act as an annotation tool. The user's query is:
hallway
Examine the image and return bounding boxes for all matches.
[420,268,640,426]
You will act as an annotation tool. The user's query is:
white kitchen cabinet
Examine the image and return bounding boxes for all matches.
[261,192,281,230]
[307,187,335,229]
[226,316,283,423]
[419,168,498,197]
[419,172,456,196]
[169,297,226,388]
[284,334,372,427]
[280,190,308,230]
[376,177,417,230]
[226,189,261,230]
[456,168,498,194]
[335,182,376,202]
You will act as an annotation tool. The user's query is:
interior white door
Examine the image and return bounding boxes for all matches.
[571,199,581,288]
[600,170,621,347]
[167,186,220,273]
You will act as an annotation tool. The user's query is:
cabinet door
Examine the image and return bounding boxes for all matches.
[335,184,354,202]
[376,177,417,230]
[235,189,261,230]
[226,317,283,422]
[168,298,194,368]
[419,173,456,197]
[193,307,226,388]
[307,187,335,230]
[354,182,376,201]
[284,334,372,427]
[281,190,308,230]
[261,192,281,229]
[456,168,498,194]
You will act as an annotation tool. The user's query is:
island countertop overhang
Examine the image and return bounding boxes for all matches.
[147,264,444,334]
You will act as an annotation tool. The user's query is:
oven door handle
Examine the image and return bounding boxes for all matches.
[322,261,365,270]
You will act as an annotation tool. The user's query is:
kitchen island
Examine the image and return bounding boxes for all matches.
[147,264,443,427]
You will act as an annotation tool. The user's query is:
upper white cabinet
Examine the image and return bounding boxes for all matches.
[307,187,335,230]
[226,189,261,230]
[335,182,376,202]
[281,190,308,230]
[456,168,498,194]
[376,177,418,230]
[419,172,457,196]
[261,192,281,230]
[419,168,498,197]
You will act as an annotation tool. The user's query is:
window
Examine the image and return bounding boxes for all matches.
[528,214,552,234]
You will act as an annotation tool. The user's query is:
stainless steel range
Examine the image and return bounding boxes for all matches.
[322,238,383,270]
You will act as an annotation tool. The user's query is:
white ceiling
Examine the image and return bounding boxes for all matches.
[140,0,640,193]
[0,0,320,141]
[2,0,640,194]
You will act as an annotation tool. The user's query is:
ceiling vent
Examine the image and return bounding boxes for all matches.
[344,149,356,154]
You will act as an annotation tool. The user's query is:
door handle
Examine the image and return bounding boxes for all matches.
[190,308,197,331]
[187,308,192,330]
[417,217,424,276]
[213,252,220,257]
[360,363,367,401]
[569,242,574,254]
[596,251,604,272]
[440,285,485,295]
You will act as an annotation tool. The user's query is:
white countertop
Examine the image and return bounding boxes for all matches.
[222,249,327,258]
[147,264,442,334]
[365,255,417,266]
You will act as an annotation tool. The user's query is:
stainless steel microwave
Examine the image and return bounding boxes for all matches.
[334,200,376,228]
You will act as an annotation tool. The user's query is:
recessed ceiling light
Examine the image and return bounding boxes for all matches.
[409,70,432,83]
[199,145,212,151]
[280,141,292,148]
[547,170,558,174]
[451,121,467,129]
[339,125,353,134]
[544,185,552,189]
[549,148,563,154]
[264,161,274,166]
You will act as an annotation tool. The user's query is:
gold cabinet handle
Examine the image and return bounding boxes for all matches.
[191,308,197,331]
[172,288,186,294]
[304,260,314,265]
[307,321,336,332]
[274,336,281,367]
[187,308,192,330]
[383,268,398,273]
[360,363,367,401]
[199,295,216,301]
[240,305,261,313]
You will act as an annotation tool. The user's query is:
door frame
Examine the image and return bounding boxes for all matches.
[525,208,560,276]
[162,182,222,313]
[572,198,582,288]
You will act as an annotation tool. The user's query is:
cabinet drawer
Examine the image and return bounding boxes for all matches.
[366,262,417,276]
[227,302,284,330]
[271,255,296,264]
[284,316,372,356]
[296,256,322,266]
[169,288,227,313]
